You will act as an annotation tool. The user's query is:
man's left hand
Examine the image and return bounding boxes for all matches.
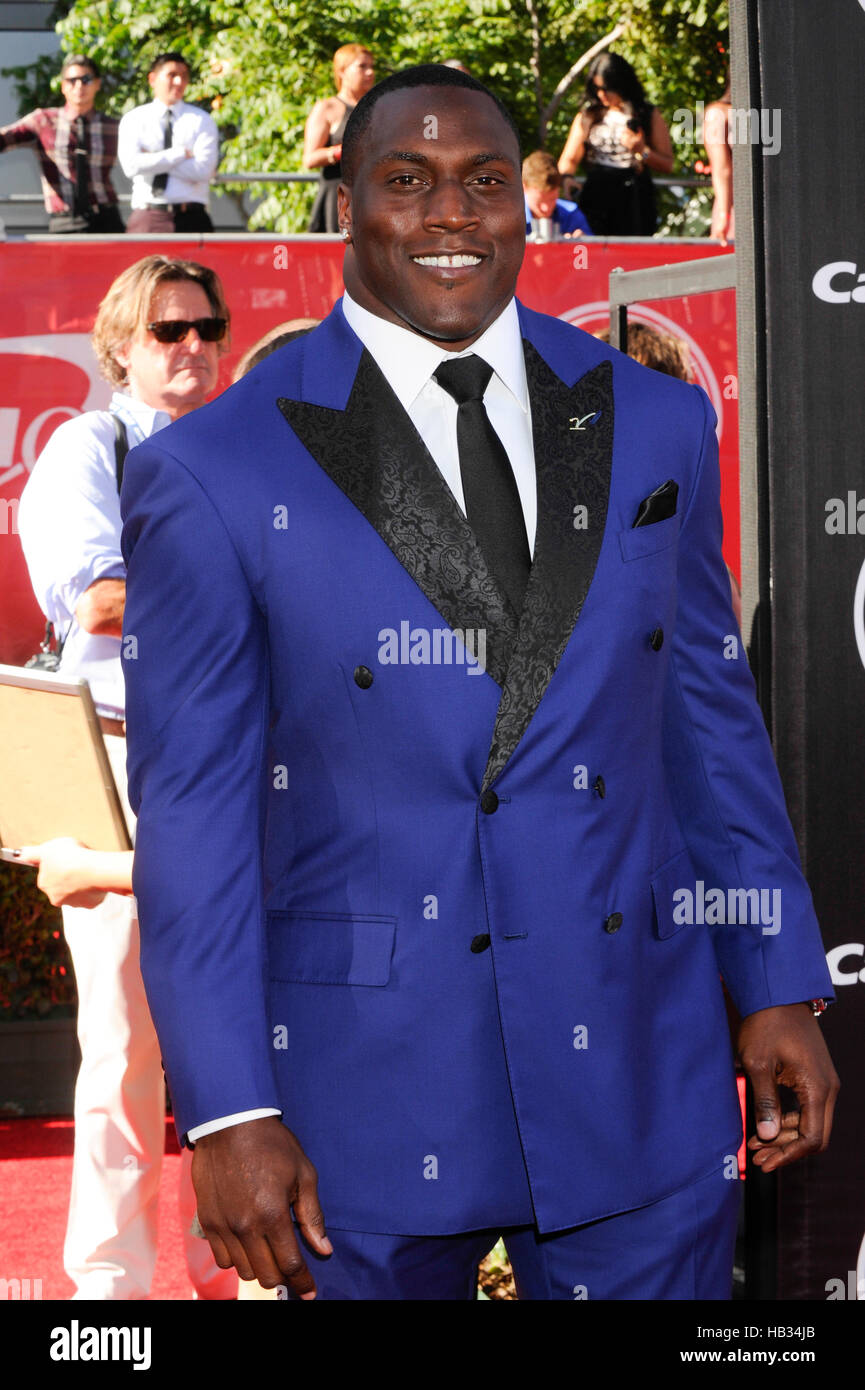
[737,1003,839,1172]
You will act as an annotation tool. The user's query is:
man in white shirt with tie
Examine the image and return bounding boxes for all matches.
[119,52,219,234]
[339,291,536,556]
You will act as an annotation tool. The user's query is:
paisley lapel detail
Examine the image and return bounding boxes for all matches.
[277,349,519,688]
[482,348,614,789]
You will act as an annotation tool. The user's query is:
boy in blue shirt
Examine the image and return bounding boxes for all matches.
[523,149,592,236]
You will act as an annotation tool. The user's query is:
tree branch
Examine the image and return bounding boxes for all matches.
[524,0,545,146]
[540,20,626,144]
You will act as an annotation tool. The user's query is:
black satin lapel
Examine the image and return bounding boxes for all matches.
[482,348,614,789]
[277,350,518,687]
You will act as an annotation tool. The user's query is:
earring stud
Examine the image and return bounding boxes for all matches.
[341,227,351,241]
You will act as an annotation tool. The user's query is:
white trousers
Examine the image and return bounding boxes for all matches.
[61,734,236,1300]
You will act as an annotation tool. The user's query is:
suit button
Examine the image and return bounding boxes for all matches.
[480,790,499,814]
[470,933,491,953]
[354,665,374,688]
[593,775,606,798]
[604,912,623,934]
[649,627,664,651]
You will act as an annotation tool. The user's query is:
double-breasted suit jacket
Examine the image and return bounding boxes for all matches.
[121,299,832,1235]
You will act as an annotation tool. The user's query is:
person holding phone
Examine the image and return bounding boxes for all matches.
[557,51,674,236]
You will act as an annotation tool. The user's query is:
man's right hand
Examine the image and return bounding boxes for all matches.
[191,1115,332,1298]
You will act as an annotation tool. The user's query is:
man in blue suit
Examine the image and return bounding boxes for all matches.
[121,66,838,1300]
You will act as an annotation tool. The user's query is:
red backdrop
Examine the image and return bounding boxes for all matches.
[0,238,737,665]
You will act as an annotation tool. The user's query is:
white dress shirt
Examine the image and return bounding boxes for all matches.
[118,98,219,208]
[342,289,537,552]
[17,392,171,718]
[187,293,538,1145]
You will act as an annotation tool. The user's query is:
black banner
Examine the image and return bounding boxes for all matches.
[732,0,865,1301]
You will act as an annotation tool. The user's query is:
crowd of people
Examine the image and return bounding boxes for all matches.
[0,43,731,240]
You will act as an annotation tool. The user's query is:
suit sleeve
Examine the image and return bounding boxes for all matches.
[663,385,833,1017]
[121,438,280,1141]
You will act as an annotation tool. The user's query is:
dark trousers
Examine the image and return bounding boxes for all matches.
[578,164,657,236]
[285,1164,742,1300]
[126,203,214,234]
[49,205,125,234]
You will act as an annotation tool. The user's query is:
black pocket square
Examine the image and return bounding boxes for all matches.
[632,479,679,528]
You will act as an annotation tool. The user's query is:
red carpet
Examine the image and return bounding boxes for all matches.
[0,1116,197,1300]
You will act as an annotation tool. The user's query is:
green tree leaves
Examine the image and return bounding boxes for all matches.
[5,0,729,230]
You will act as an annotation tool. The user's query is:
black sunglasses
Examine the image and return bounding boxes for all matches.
[146,317,227,344]
[65,74,96,86]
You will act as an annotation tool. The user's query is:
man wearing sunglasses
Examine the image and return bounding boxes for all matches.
[17,255,233,1300]
[0,54,123,234]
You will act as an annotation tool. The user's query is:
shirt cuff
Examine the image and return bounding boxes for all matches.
[186,1107,281,1145]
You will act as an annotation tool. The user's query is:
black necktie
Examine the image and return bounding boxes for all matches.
[152,109,172,195]
[72,116,90,219]
[433,354,531,615]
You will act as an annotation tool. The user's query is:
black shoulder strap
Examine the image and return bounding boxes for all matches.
[112,413,129,493]
[42,416,128,663]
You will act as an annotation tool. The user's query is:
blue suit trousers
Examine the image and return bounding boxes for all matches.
[289,1166,742,1300]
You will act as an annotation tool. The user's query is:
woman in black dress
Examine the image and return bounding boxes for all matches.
[557,52,674,236]
[303,43,375,233]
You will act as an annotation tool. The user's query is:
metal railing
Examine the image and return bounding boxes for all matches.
[608,252,736,349]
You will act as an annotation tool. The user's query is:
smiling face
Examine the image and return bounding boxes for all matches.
[115,279,219,419]
[148,60,190,106]
[61,65,100,117]
[339,86,525,351]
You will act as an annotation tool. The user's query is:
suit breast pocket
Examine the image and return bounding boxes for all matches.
[618,512,681,563]
[267,911,396,986]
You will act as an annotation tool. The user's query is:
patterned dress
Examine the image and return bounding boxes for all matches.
[577,105,657,236]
